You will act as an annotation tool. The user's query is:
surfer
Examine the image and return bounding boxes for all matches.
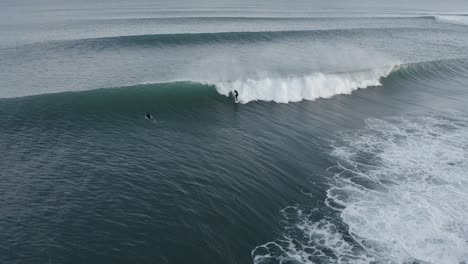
[145,113,154,120]
[234,90,239,102]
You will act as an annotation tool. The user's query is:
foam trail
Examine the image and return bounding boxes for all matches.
[330,114,468,263]
[434,15,468,25]
[253,113,468,263]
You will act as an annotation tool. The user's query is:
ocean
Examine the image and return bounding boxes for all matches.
[1,0,468,263]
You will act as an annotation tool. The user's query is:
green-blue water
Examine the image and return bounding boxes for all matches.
[1,1,468,263]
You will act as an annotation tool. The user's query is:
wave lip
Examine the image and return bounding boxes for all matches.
[208,66,396,104]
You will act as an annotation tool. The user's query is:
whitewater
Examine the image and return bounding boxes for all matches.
[210,66,396,103]
[253,113,468,263]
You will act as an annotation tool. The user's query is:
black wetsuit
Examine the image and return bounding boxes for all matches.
[234,90,239,101]
[146,113,152,120]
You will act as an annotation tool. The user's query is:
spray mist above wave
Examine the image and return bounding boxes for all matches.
[186,44,399,104]
[253,113,468,264]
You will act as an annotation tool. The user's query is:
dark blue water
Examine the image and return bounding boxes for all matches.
[1,1,468,263]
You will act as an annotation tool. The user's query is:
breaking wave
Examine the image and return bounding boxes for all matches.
[12,58,468,106]
[252,113,468,263]
[207,66,396,103]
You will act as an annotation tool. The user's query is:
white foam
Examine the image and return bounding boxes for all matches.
[252,207,374,263]
[253,113,468,263]
[208,66,395,104]
[434,15,468,25]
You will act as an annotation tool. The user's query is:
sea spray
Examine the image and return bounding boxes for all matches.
[185,44,398,103]
[210,66,396,103]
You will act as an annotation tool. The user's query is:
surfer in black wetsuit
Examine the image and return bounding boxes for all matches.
[146,113,153,120]
[234,90,239,102]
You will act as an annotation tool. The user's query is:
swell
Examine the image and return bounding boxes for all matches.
[433,15,468,25]
[8,26,432,52]
[2,58,467,108]
[87,15,436,22]
[396,58,468,81]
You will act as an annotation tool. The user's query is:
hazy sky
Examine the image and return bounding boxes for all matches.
[1,0,467,12]
[0,0,467,27]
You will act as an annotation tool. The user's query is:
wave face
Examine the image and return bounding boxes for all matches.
[253,113,468,263]
[209,66,396,103]
[435,15,468,25]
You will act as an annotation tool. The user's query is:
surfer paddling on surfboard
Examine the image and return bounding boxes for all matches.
[145,112,155,121]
